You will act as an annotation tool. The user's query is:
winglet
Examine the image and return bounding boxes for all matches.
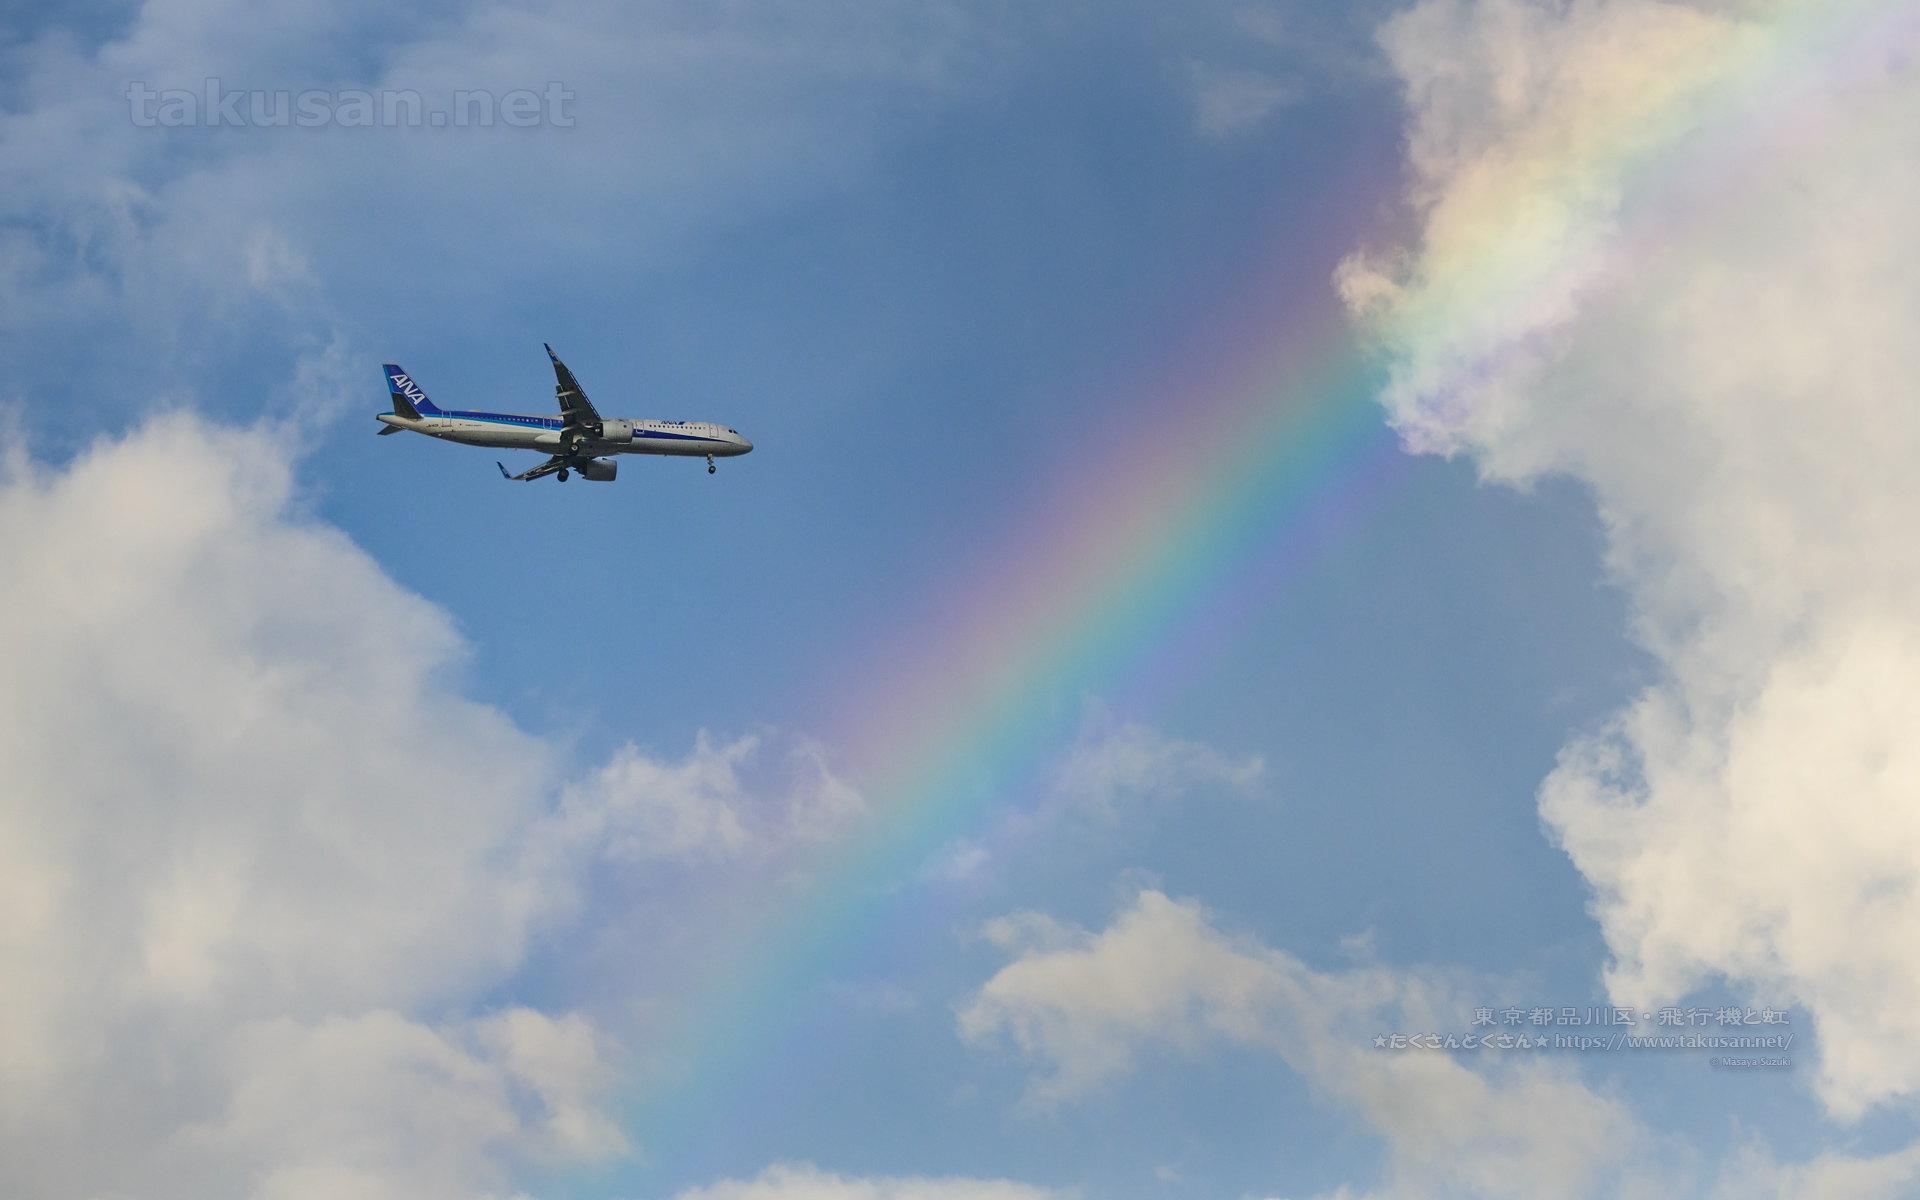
[497,461,513,479]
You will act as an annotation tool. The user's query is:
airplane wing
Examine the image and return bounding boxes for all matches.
[544,344,601,430]
[498,456,569,482]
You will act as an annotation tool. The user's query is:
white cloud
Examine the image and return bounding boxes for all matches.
[960,891,1651,1200]
[0,410,906,1196]
[1050,712,1264,818]
[669,1162,1068,1200]
[1709,1137,1920,1200]
[548,731,863,866]
[186,1008,626,1200]
[0,414,550,1021]
[1340,0,1920,1122]
[477,1006,631,1161]
[0,413,635,1195]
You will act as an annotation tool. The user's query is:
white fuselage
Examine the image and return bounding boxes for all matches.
[375,409,754,458]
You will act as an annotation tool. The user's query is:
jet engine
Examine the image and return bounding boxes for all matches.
[576,457,618,482]
[598,419,635,444]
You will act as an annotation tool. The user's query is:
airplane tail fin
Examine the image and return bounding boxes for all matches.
[382,363,441,417]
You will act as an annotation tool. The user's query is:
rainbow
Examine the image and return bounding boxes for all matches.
[591,288,1413,1176]
[576,0,1919,1187]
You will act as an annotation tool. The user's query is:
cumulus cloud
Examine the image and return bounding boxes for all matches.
[0,413,856,1195]
[960,891,1651,1200]
[1341,0,1920,1122]
[670,1162,1068,1200]
[185,1008,626,1200]
[0,415,552,1042]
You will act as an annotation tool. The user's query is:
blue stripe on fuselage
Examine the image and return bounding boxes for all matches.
[634,429,726,443]
[444,412,728,443]
[449,410,562,428]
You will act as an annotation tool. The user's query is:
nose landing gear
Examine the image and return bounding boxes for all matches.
[707,454,716,475]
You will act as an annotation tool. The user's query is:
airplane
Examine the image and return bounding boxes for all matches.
[376,344,753,481]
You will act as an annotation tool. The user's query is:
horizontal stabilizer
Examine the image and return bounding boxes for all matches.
[378,424,402,435]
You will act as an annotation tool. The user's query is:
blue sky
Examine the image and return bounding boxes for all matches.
[4,2,1918,1198]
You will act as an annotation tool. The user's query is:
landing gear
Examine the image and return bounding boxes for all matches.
[707,454,716,474]
[557,468,570,482]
